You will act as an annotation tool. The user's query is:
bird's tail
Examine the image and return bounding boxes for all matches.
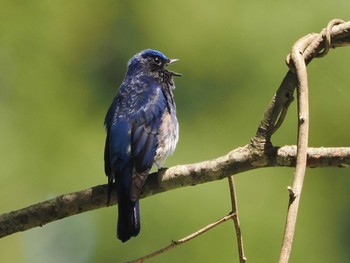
[117,191,140,242]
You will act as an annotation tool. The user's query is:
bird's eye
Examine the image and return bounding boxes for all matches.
[153,57,162,65]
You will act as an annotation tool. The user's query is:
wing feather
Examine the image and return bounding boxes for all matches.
[104,77,166,201]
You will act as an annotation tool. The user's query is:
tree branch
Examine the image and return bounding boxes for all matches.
[128,213,234,263]
[1,146,350,238]
[253,21,350,148]
[228,176,246,263]
[279,30,312,263]
[278,19,349,262]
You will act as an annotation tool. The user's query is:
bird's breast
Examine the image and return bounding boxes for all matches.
[154,110,179,168]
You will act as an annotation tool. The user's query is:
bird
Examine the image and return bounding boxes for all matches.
[104,49,181,242]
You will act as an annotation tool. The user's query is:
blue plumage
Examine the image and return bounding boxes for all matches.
[104,49,180,242]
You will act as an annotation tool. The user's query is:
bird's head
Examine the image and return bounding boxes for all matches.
[127,49,181,77]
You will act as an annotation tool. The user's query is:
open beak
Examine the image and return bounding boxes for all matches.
[167,59,182,76]
[169,58,179,64]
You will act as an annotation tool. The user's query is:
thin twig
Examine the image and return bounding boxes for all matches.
[228,176,246,263]
[278,33,313,263]
[316,19,345,57]
[128,213,234,263]
[271,92,294,135]
[278,19,347,262]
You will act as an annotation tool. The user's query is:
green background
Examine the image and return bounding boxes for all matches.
[1,1,350,262]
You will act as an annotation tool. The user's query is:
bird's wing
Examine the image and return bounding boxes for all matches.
[105,79,167,201]
[129,83,166,201]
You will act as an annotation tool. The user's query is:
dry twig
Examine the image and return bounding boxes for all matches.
[279,19,349,262]
[279,32,312,263]
[128,214,234,263]
[228,176,246,263]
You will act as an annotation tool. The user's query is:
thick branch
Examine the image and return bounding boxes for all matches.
[1,145,350,238]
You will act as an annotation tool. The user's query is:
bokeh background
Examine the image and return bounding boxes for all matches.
[1,1,350,262]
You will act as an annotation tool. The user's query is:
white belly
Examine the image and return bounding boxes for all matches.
[154,111,179,168]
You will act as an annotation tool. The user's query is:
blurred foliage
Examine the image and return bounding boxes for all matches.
[1,1,350,262]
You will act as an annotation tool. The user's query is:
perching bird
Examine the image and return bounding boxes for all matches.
[104,49,181,242]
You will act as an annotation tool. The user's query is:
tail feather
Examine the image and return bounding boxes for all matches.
[117,191,140,242]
